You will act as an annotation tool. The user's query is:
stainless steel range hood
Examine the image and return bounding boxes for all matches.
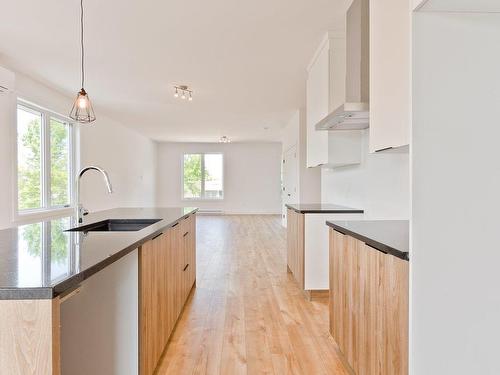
[316,0,369,131]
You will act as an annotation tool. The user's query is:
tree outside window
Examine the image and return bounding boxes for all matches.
[17,103,74,214]
[183,153,223,200]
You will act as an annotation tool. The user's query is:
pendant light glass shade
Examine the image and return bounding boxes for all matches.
[70,88,96,123]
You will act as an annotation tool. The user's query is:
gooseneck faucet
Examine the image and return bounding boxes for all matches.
[75,166,113,223]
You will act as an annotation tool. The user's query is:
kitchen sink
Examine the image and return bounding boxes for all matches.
[66,219,162,232]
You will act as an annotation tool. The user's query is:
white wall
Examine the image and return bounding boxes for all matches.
[156,142,282,214]
[321,130,409,219]
[411,12,500,375]
[0,90,15,229]
[79,116,157,212]
[0,65,157,228]
[281,109,321,203]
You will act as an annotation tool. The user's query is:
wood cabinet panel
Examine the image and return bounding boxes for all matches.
[139,214,197,375]
[187,215,196,290]
[139,233,167,375]
[286,209,304,289]
[379,252,409,375]
[0,298,60,375]
[329,228,408,375]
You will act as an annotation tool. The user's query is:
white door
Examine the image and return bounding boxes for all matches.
[282,145,298,227]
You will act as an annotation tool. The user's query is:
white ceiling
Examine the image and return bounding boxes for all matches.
[0,0,347,142]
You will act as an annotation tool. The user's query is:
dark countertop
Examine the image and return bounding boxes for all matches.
[326,220,409,261]
[286,203,364,214]
[0,207,197,300]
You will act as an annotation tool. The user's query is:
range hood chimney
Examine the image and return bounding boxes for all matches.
[316,0,369,131]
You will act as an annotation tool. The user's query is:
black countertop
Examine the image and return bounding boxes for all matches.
[0,207,197,300]
[326,220,409,261]
[286,203,364,214]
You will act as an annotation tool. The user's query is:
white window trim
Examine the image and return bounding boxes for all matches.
[13,99,77,223]
[181,152,225,201]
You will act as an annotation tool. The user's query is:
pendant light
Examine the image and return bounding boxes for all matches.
[70,0,96,123]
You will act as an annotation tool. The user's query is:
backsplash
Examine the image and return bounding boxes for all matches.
[321,130,410,219]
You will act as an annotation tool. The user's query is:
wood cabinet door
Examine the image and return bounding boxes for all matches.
[165,228,177,342]
[286,209,305,289]
[378,251,409,375]
[329,229,408,375]
[329,229,345,354]
[187,215,196,289]
[139,216,197,375]
[170,222,183,320]
[180,218,191,302]
[286,208,295,274]
[139,233,167,375]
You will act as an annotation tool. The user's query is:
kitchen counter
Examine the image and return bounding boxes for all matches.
[0,207,197,300]
[286,203,364,214]
[326,220,409,260]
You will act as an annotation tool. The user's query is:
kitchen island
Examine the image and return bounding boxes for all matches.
[285,203,364,300]
[0,207,197,375]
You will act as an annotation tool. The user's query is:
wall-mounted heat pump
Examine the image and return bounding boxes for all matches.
[0,66,15,94]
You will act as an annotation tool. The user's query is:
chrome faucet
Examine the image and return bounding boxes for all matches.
[75,166,113,223]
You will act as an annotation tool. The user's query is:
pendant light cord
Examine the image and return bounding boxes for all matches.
[80,0,85,89]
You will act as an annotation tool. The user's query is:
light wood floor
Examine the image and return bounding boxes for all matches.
[157,215,351,375]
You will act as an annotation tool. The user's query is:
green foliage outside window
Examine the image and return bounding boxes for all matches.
[18,116,42,210]
[18,111,70,210]
[183,154,202,198]
[50,119,70,206]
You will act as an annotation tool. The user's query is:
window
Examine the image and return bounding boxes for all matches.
[183,153,223,200]
[16,101,74,214]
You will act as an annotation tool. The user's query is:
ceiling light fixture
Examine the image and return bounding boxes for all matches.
[219,136,231,143]
[173,85,193,101]
[69,0,96,123]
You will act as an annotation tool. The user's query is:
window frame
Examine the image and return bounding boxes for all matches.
[181,152,224,201]
[14,99,77,221]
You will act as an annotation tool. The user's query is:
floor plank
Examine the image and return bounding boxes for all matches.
[157,215,351,375]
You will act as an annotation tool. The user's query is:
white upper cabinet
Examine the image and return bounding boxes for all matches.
[369,0,411,153]
[306,34,361,168]
[306,39,330,167]
[414,0,500,12]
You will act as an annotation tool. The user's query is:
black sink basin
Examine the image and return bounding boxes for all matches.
[66,219,162,232]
